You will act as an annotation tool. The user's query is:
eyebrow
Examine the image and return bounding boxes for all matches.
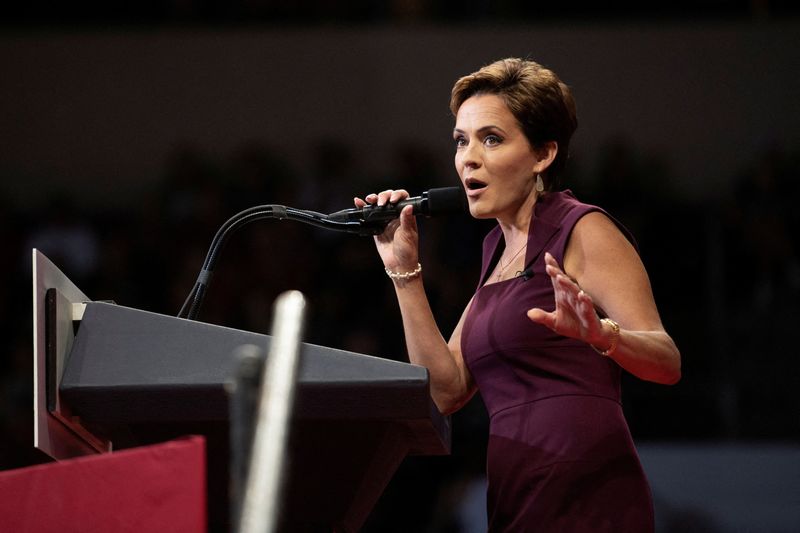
[452,125,508,136]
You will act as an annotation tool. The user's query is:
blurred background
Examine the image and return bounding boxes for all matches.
[1,1,799,531]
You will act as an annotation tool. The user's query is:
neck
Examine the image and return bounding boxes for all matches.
[497,190,539,248]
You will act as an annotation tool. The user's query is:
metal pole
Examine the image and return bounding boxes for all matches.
[237,290,307,533]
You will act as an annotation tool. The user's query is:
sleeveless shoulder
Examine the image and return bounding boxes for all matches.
[538,190,638,267]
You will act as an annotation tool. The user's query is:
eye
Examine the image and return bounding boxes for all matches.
[484,134,502,146]
[454,135,467,148]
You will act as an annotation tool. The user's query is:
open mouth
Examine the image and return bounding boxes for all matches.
[465,177,487,191]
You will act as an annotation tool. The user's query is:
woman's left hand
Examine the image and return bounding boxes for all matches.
[527,252,605,347]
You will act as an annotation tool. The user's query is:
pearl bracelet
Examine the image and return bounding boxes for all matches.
[385,262,422,281]
[591,318,620,357]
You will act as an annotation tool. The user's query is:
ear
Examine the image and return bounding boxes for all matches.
[532,141,558,174]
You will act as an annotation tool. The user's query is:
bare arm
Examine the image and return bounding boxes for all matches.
[528,212,681,384]
[393,277,477,414]
[355,190,477,413]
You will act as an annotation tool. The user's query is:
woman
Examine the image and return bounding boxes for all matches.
[355,58,680,532]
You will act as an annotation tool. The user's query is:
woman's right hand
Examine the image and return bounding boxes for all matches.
[354,189,420,273]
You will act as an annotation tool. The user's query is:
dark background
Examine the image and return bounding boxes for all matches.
[1,2,799,531]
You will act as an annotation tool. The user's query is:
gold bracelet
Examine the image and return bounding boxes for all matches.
[592,318,620,357]
[385,262,422,281]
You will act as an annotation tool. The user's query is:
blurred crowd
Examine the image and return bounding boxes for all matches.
[1,135,798,531]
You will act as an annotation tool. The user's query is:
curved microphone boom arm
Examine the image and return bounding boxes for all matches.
[177,187,466,321]
[177,205,376,321]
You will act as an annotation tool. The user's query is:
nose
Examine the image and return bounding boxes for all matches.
[459,140,481,171]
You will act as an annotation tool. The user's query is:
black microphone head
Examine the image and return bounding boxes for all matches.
[425,187,468,216]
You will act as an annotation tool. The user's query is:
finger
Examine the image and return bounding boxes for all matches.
[399,204,415,223]
[399,204,419,235]
[527,308,556,330]
[377,190,394,206]
[389,189,410,204]
[547,267,562,300]
[576,289,591,315]
[354,197,367,208]
[564,288,581,317]
[555,275,583,317]
[556,273,580,296]
[577,290,601,328]
[566,285,579,311]
[553,279,572,310]
[545,253,573,283]
[545,262,566,279]
[544,252,560,268]
[577,289,595,309]
[365,193,379,204]
[575,290,594,328]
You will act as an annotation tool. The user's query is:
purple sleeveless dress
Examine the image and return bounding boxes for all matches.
[461,190,654,532]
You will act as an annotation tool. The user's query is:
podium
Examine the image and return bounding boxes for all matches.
[32,250,451,531]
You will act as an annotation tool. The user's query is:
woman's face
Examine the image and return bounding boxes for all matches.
[454,93,541,221]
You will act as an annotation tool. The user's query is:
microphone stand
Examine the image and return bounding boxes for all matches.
[177,205,380,321]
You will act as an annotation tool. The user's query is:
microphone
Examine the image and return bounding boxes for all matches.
[327,187,467,232]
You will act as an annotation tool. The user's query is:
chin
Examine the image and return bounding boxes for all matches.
[467,201,495,220]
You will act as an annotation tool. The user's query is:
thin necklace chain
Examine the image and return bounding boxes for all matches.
[496,242,527,280]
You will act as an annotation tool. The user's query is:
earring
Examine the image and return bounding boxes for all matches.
[535,174,545,193]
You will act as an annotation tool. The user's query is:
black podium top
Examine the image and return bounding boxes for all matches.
[60,302,450,456]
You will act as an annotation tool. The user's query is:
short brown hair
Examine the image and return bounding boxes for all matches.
[450,58,578,190]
